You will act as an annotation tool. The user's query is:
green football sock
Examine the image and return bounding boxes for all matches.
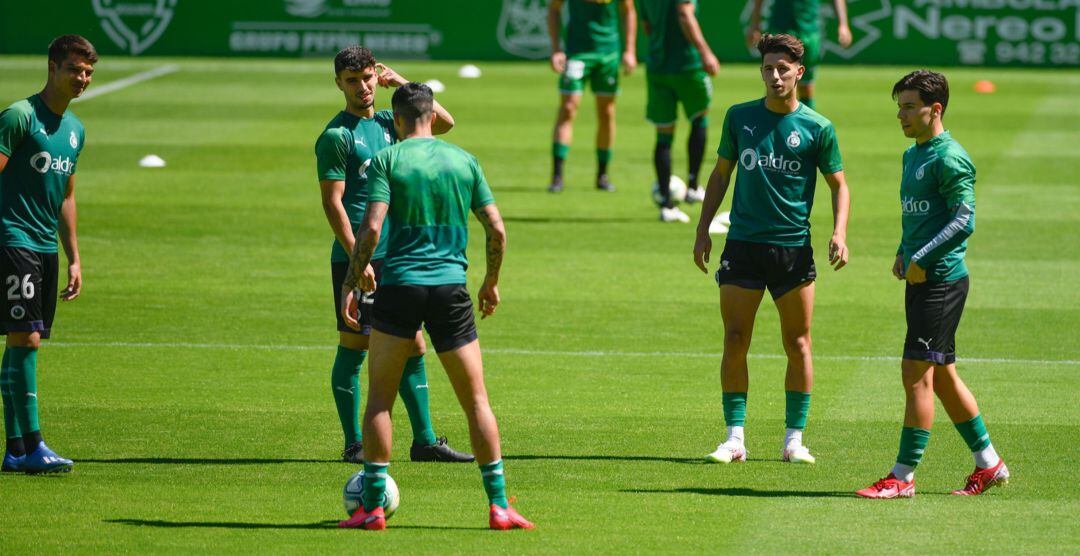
[480,460,509,509]
[1,350,21,439]
[9,347,39,436]
[552,142,569,160]
[954,414,991,452]
[784,390,811,430]
[399,355,437,446]
[331,346,365,448]
[722,392,747,427]
[362,461,389,512]
[596,148,612,164]
[896,427,931,467]
[656,131,674,146]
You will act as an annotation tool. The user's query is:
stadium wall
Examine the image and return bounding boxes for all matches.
[1,1,1077,67]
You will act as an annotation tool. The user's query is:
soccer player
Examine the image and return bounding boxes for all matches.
[638,0,720,223]
[857,71,1008,499]
[745,0,852,110]
[0,35,95,474]
[338,83,533,531]
[316,46,471,464]
[692,34,850,465]
[546,0,637,193]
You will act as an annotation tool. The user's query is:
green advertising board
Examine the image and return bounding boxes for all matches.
[0,0,1076,67]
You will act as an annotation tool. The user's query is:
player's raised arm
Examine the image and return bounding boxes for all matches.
[693,156,735,273]
[473,203,506,319]
[618,0,637,74]
[547,0,566,73]
[676,2,719,75]
[375,63,455,134]
[822,171,850,270]
[58,174,81,301]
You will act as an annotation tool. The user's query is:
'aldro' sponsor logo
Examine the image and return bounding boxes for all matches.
[29,152,75,176]
[901,196,932,215]
[740,148,803,175]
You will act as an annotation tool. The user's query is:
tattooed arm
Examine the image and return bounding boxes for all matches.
[473,203,506,319]
[340,201,387,330]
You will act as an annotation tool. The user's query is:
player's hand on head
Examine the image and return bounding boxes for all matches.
[60,262,82,301]
[477,281,499,319]
[340,287,361,330]
[892,255,905,280]
[838,25,853,48]
[550,51,566,73]
[693,232,712,274]
[905,261,926,284]
[375,63,405,88]
[828,236,848,270]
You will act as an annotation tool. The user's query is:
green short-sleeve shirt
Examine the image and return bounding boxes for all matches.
[367,137,494,286]
[315,109,397,262]
[717,99,843,246]
[566,0,621,56]
[0,95,85,253]
[638,0,702,74]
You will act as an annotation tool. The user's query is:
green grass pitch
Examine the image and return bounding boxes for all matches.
[0,56,1077,553]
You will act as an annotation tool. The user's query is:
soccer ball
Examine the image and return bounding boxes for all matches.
[652,175,687,206]
[342,470,400,518]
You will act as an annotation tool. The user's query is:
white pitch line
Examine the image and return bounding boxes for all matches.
[47,341,1079,367]
[73,64,179,103]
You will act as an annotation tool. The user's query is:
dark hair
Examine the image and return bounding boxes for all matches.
[334,45,376,75]
[892,70,950,116]
[48,35,98,66]
[757,33,803,64]
[391,82,434,122]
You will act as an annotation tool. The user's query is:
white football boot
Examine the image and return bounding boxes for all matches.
[705,442,747,464]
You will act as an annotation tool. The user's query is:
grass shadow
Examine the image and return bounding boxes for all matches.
[106,518,486,531]
[623,487,852,498]
[503,216,648,224]
[81,457,335,465]
[506,454,702,464]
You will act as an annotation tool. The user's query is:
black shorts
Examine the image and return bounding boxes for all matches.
[714,240,816,299]
[0,247,58,339]
[372,284,477,353]
[331,259,384,336]
[904,277,969,365]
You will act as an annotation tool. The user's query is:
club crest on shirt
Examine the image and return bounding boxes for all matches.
[786,130,801,148]
[69,131,78,149]
[915,160,933,180]
[384,131,392,144]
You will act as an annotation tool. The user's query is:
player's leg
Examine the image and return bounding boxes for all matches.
[551,58,586,193]
[595,94,616,192]
[646,72,686,222]
[426,284,532,529]
[3,250,68,474]
[404,330,473,463]
[592,53,620,192]
[927,277,1007,494]
[680,70,713,203]
[331,261,368,462]
[796,37,820,110]
[1,348,26,472]
[773,281,816,463]
[859,282,941,498]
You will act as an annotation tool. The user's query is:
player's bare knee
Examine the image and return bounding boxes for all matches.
[723,329,752,353]
[782,333,812,358]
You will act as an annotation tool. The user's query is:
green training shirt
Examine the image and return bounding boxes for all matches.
[566,0,621,56]
[717,99,843,247]
[0,95,85,254]
[638,0,701,74]
[315,109,397,262]
[769,0,821,39]
[898,131,976,282]
[366,137,495,286]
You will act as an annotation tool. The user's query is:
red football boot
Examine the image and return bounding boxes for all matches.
[856,474,915,499]
[489,504,535,530]
[952,459,1009,496]
[338,505,386,530]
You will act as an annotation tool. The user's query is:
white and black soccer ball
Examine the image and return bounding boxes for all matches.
[343,470,399,518]
[652,175,688,206]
